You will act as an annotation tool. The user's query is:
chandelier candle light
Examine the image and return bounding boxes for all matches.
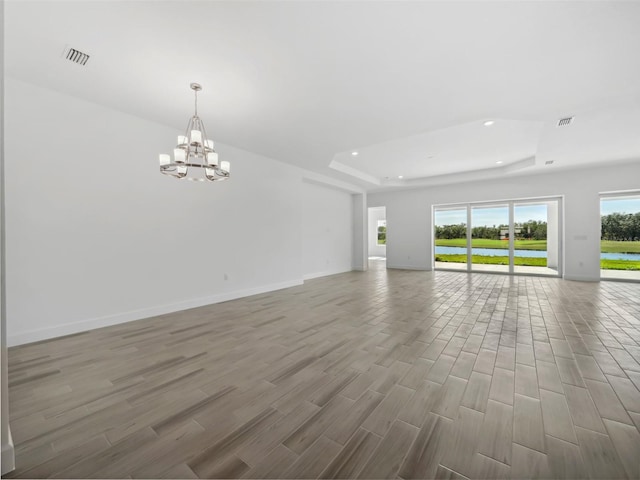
[159,83,230,182]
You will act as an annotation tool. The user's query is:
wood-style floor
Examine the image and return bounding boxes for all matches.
[5,260,640,479]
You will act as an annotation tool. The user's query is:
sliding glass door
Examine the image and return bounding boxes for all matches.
[471,204,509,273]
[513,202,559,275]
[600,195,640,280]
[434,198,561,277]
[434,208,468,270]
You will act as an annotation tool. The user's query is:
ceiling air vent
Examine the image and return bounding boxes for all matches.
[557,116,574,127]
[545,160,554,165]
[62,46,90,66]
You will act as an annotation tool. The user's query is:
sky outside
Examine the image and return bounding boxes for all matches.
[600,197,640,216]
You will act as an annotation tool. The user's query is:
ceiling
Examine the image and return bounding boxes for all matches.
[5,1,640,191]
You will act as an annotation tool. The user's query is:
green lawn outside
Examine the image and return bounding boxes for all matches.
[601,259,640,270]
[435,239,547,250]
[600,240,640,254]
[436,238,640,254]
[435,254,640,270]
[434,254,547,266]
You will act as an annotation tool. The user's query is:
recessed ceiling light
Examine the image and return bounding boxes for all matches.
[351,151,358,156]
[496,161,503,164]
[398,175,404,179]
[484,120,495,126]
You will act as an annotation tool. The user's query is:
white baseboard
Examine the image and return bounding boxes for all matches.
[386,264,431,271]
[1,431,15,475]
[8,279,303,347]
[303,268,353,281]
[303,271,328,281]
[563,274,599,282]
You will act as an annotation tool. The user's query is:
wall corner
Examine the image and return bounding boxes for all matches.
[352,193,368,271]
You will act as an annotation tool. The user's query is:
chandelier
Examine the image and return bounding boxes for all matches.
[159,83,230,182]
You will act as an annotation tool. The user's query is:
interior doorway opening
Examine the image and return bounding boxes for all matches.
[368,207,386,266]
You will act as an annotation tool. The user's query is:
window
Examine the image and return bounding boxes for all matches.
[377,220,387,245]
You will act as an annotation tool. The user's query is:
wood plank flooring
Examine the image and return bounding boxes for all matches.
[5,260,640,479]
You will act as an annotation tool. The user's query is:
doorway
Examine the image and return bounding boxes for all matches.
[368,207,386,266]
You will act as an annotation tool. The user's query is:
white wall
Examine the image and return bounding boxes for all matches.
[368,161,640,280]
[368,207,386,257]
[4,77,355,346]
[547,201,559,269]
[351,193,368,271]
[1,0,17,473]
[302,181,353,280]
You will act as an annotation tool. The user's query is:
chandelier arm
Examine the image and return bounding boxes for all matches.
[194,117,203,166]
[201,118,211,146]
[203,121,210,163]
[183,115,194,144]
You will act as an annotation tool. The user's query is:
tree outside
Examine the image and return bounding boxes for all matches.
[377,225,386,245]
